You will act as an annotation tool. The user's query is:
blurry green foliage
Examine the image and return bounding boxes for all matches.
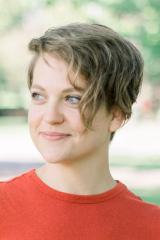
[72,0,160,84]
[133,188,160,205]
[0,0,159,109]
[0,66,7,88]
[44,0,56,6]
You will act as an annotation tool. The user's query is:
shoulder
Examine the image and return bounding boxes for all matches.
[0,169,33,191]
[150,204,160,237]
[121,183,160,215]
[120,182,160,237]
[0,169,34,207]
[0,170,34,226]
[140,201,160,238]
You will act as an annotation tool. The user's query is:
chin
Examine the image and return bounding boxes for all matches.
[40,152,68,164]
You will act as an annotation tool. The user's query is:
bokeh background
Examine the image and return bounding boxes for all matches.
[0,0,160,205]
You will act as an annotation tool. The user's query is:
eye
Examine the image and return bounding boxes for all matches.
[31,92,44,101]
[65,95,81,105]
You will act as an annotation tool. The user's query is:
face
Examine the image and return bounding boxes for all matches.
[28,53,114,164]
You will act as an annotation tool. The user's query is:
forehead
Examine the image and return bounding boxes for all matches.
[32,53,86,91]
[33,54,68,79]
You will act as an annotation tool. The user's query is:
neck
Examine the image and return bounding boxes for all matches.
[36,151,116,195]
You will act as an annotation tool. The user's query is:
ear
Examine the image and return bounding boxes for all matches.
[109,107,125,133]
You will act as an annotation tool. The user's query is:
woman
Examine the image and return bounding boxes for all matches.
[0,23,160,239]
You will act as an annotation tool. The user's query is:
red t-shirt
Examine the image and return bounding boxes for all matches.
[0,169,160,240]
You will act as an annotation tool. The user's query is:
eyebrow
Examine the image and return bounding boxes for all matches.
[31,84,85,93]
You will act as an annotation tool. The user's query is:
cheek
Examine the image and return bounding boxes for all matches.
[28,106,42,128]
[67,110,85,134]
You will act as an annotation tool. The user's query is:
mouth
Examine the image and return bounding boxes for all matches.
[39,131,71,141]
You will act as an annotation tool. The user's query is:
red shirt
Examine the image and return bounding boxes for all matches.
[0,169,160,240]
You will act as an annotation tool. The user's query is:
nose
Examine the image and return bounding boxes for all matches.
[44,100,64,125]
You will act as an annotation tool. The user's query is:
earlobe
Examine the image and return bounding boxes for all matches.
[109,108,125,133]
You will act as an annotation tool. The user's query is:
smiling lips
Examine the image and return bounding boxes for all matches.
[40,131,71,141]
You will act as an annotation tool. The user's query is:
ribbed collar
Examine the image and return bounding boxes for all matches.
[28,168,127,204]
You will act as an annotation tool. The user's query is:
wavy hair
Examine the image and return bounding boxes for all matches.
[28,23,144,140]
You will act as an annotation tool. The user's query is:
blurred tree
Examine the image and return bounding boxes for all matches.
[0,66,7,89]
[44,0,56,6]
[72,0,160,84]
[0,0,52,31]
[0,0,159,110]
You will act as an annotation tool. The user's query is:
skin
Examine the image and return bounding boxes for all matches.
[28,53,124,195]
